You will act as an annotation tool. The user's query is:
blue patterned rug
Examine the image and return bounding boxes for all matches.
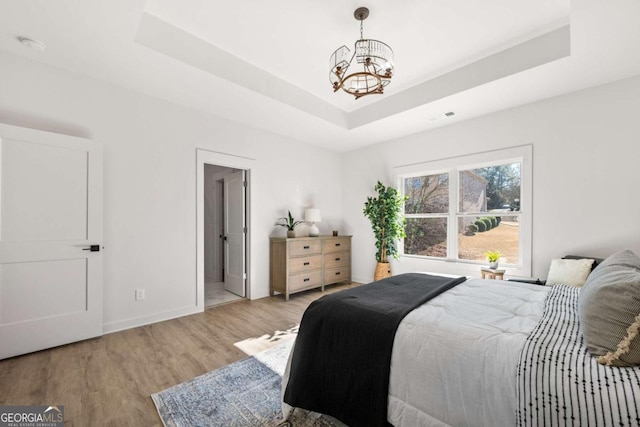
[151,340,342,426]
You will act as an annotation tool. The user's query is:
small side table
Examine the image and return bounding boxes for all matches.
[481,268,505,280]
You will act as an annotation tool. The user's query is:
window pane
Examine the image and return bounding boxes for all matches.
[404,218,447,257]
[458,216,519,263]
[459,163,521,213]
[404,174,449,214]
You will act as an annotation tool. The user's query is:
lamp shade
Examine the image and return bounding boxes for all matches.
[305,209,322,222]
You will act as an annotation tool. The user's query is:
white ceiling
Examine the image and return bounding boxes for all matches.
[0,0,639,152]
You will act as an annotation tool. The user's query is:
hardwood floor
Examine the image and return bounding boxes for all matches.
[0,282,360,426]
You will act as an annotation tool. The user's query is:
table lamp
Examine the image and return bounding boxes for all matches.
[305,208,321,237]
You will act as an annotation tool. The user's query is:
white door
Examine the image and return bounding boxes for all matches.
[0,124,103,360]
[223,170,245,297]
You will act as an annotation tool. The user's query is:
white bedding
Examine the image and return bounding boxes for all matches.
[388,278,548,426]
[283,277,549,426]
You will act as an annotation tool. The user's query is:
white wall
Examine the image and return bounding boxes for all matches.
[343,74,640,283]
[0,52,344,332]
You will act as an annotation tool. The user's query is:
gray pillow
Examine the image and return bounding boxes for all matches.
[578,250,640,366]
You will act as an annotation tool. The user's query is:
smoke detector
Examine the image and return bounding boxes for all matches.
[17,37,46,52]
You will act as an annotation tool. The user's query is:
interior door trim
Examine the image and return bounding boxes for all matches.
[196,149,255,310]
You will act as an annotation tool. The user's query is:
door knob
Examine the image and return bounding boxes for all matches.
[82,245,101,252]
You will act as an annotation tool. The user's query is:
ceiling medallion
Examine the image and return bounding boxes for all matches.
[329,7,394,100]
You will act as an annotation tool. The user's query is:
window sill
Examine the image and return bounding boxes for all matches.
[396,255,531,279]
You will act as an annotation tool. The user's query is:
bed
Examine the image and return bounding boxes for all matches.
[281,251,640,426]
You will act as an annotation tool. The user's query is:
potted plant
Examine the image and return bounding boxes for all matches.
[363,181,407,281]
[485,250,501,269]
[276,211,305,238]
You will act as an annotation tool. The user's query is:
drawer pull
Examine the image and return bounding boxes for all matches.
[304,278,310,282]
[303,245,310,249]
[335,243,341,247]
[335,257,340,261]
[303,262,310,266]
[335,272,341,275]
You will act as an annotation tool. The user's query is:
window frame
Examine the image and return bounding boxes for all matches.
[393,145,532,277]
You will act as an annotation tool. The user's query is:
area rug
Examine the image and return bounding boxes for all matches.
[233,324,299,356]
[151,339,344,427]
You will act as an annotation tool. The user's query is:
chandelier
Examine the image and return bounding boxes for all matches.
[329,7,394,99]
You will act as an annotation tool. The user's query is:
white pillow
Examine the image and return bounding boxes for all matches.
[546,258,594,287]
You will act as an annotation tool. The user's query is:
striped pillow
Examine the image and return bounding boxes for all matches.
[578,250,640,367]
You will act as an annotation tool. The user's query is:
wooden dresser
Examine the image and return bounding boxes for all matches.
[269,235,352,300]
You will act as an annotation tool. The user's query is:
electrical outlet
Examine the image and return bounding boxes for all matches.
[135,288,145,301]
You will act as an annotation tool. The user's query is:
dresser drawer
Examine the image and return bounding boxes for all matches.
[289,271,323,291]
[324,267,350,285]
[289,254,322,273]
[324,238,350,254]
[324,251,350,269]
[289,240,322,256]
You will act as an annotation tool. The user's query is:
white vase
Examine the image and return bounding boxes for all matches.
[489,261,499,269]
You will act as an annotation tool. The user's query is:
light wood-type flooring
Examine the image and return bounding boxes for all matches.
[0,282,359,426]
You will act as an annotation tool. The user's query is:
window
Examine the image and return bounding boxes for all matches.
[404,174,449,257]
[395,146,532,275]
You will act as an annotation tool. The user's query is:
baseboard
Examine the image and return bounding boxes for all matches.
[352,275,372,285]
[250,289,271,300]
[102,305,202,335]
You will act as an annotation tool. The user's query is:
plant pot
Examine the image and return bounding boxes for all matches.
[287,230,296,238]
[489,261,499,269]
[374,262,392,281]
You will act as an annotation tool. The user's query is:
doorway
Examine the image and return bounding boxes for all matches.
[197,149,253,311]
[203,164,245,306]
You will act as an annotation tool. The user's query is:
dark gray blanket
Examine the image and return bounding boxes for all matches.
[283,273,467,427]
